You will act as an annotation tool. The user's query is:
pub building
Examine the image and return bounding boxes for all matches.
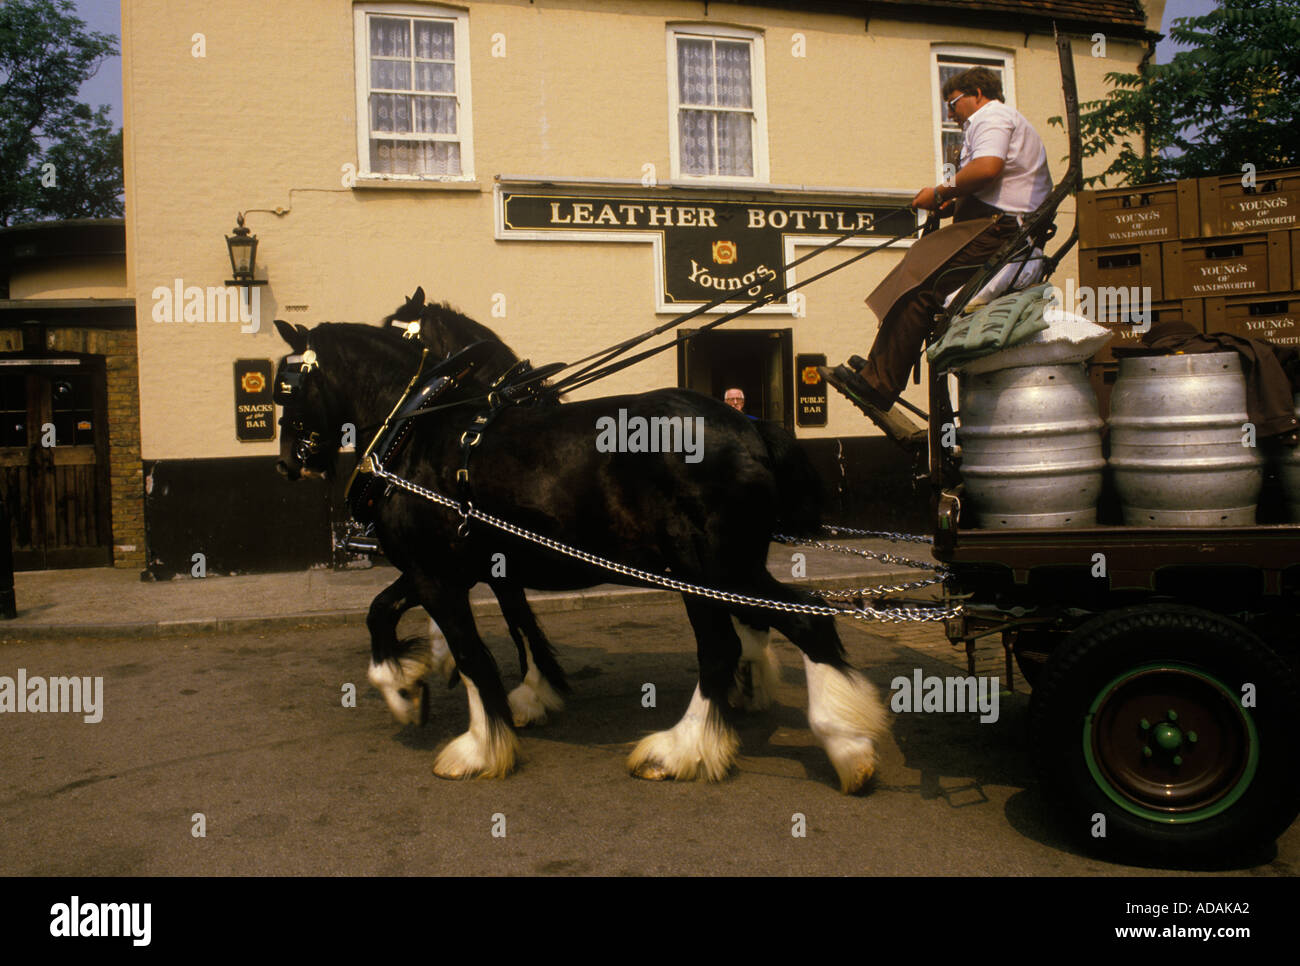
[0,0,1163,576]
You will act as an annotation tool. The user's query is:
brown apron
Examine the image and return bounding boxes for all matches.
[865,197,1008,322]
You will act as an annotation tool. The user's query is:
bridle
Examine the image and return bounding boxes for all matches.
[274,331,516,525]
[273,348,334,467]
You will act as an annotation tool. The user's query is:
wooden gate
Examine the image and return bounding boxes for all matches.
[0,358,112,569]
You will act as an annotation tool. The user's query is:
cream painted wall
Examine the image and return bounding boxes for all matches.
[123,0,1150,459]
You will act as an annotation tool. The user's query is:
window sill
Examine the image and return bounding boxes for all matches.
[352,178,483,192]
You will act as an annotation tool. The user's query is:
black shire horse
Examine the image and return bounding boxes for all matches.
[278,300,568,732]
[273,306,886,791]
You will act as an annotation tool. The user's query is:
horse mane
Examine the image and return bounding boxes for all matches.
[418,301,521,366]
[380,287,522,365]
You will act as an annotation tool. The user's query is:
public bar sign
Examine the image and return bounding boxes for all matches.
[234,360,275,442]
[796,353,828,426]
[496,186,915,312]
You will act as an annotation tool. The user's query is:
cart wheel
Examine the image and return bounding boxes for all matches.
[1029,603,1300,863]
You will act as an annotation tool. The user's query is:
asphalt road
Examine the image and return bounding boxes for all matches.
[1,600,1295,878]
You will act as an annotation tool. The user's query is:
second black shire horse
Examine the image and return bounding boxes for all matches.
[273,309,887,791]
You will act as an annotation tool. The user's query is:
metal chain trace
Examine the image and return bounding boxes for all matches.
[368,458,963,623]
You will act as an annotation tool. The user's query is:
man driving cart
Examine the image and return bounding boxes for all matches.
[822,66,1053,444]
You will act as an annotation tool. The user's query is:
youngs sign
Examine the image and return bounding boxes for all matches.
[496,187,913,312]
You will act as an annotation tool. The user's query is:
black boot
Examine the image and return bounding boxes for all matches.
[820,364,927,448]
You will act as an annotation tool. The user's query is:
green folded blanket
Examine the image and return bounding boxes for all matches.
[926,282,1053,370]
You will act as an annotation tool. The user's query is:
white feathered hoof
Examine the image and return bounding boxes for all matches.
[369,657,432,726]
[507,672,565,728]
[432,678,520,780]
[433,722,520,780]
[803,657,888,794]
[627,686,738,783]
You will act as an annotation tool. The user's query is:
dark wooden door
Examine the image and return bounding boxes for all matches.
[677,328,794,430]
[0,360,112,569]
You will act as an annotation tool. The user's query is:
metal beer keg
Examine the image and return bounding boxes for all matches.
[957,364,1105,528]
[1108,351,1263,526]
[1280,394,1300,522]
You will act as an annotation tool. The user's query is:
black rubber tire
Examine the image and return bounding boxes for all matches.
[1029,603,1300,864]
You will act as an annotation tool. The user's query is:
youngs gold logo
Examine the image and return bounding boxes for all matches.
[712,240,738,265]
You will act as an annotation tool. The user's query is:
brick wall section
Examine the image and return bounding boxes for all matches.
[46,327,146,570]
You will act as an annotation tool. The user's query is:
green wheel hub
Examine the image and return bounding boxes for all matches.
[1082,664,1258,823]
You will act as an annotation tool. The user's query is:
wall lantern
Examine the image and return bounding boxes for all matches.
[225,213,267,289]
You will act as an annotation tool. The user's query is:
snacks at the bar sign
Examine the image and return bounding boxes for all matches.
[235,360,275,441]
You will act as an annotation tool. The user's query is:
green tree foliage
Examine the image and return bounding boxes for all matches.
[0,0,121,226]
[1056,0,1300,187]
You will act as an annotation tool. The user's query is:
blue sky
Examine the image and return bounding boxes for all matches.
[73,0,1222,131]
[71,0,122,126]
[1155,0,1221,61]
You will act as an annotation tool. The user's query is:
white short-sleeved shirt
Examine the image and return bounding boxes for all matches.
[959,100,1053,214]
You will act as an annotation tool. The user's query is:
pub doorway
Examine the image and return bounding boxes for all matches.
[677,328,793,429]
[0,356,113,569]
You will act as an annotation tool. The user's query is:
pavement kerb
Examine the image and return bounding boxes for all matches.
[0,567,933,642]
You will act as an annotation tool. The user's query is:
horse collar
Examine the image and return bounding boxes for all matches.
[345,340,505,524]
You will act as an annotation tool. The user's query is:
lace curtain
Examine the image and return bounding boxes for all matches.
[678,38,754,176]
[368,16,460,175]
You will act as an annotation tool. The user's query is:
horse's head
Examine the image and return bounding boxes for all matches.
[273,319,348,481]
[382,287,520,373]
[383,286,427,327]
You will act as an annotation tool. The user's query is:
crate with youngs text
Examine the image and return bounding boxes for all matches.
[1161,231,1291,300]
[1078,180,1199,249]
[1204,291,1300,347]
[1197,166,1300,237]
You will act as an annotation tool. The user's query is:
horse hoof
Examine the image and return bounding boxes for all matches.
[433,726,519,779]
[840,762,876,795]
[508,682,551,728]
[630,759,672,781]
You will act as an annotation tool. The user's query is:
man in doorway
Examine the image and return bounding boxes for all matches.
[822,66,1052,445]
[723,387,758,420]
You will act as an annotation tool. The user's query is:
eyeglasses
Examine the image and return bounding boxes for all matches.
[946,92,970,114]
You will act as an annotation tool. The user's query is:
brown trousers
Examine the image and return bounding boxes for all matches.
[859,218,1021,406]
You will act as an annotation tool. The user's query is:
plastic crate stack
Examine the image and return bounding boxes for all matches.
[1078,166,1300,418]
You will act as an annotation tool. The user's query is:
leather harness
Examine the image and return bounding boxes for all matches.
[343,342,561,526]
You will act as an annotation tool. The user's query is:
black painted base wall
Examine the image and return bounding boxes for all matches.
[799,436,932,534]
[141,438,929,576]
[142,457,334,579]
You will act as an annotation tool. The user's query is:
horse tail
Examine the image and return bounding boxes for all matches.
[752,420,823,538]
